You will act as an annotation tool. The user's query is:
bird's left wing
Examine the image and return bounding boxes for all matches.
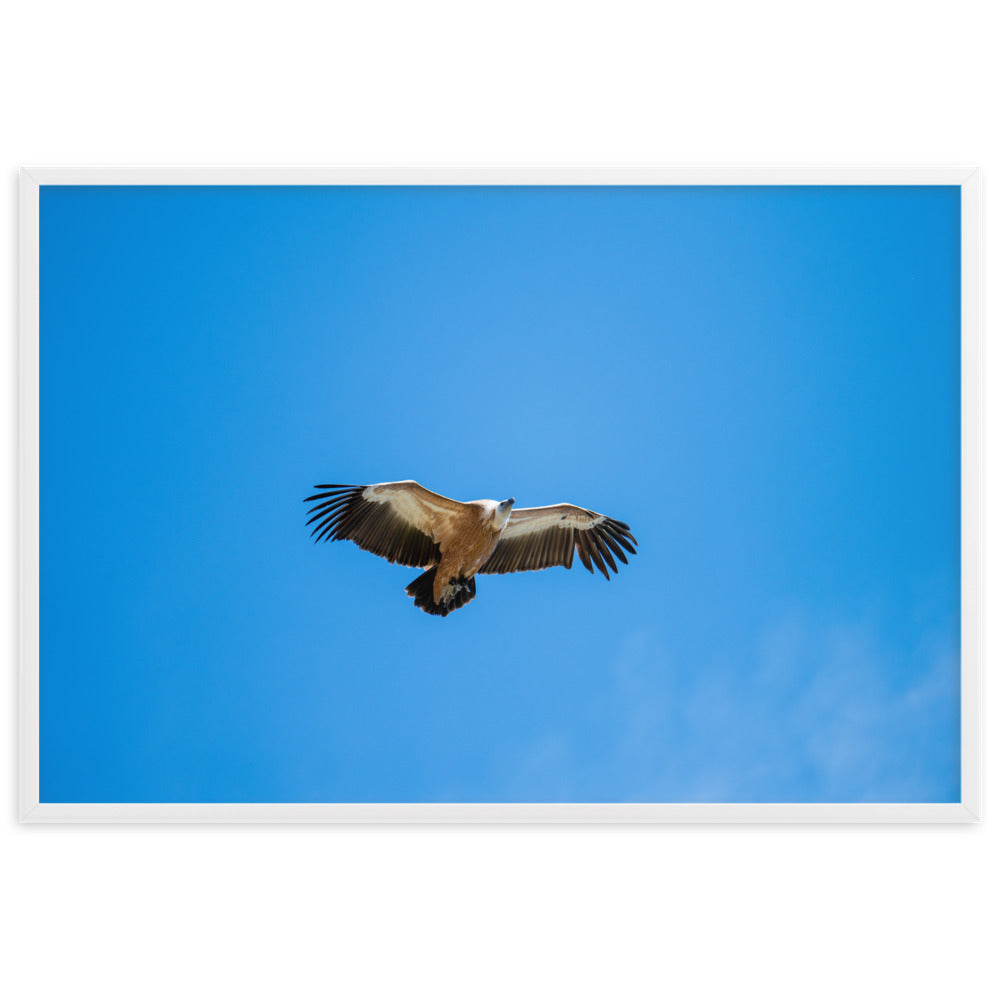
[479,504,637,580]
[304,480,465,568]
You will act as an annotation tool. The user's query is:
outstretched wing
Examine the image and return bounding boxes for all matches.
[303,480,465,568]
[479,504,637,580]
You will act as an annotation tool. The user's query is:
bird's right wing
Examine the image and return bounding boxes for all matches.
[303,480,466,567]
[479,504,637,580]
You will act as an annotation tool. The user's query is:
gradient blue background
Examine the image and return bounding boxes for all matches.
[39,185,960,803]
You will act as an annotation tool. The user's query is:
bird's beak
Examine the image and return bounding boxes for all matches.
[503,497,515,508]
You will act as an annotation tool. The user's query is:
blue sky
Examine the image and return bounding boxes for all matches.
[39,184,960,803]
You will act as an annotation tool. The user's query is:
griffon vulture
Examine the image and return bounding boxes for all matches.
[304,480,637,617]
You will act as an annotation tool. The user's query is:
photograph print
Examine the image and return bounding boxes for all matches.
[31,176,964,813]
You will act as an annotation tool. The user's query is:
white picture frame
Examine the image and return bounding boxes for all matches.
[18,165,982,823]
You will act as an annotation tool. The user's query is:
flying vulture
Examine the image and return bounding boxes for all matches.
[304,480,637,617]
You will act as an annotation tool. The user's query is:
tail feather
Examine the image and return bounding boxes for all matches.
[405,568,476,617]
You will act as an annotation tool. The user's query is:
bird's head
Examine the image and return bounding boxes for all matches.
[491,497,515,529]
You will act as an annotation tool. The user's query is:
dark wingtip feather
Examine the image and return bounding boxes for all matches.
[602,532,629,565]
[592,532,619,574]
[582,533,609,579]
[304,485,358,503]
[607,518,638,547]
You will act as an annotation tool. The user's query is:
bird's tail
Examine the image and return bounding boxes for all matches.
[405,568,476,617]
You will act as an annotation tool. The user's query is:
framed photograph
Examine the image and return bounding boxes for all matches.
[18,167,981,822]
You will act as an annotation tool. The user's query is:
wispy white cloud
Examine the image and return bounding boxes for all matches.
[501,610,959,803]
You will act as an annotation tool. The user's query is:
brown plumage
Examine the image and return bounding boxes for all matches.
[304,480,637,617]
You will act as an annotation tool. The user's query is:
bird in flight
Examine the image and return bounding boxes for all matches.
[304,480,637,617]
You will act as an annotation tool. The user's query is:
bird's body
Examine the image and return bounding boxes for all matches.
[426,500,507,603]
[304,480,636,617]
